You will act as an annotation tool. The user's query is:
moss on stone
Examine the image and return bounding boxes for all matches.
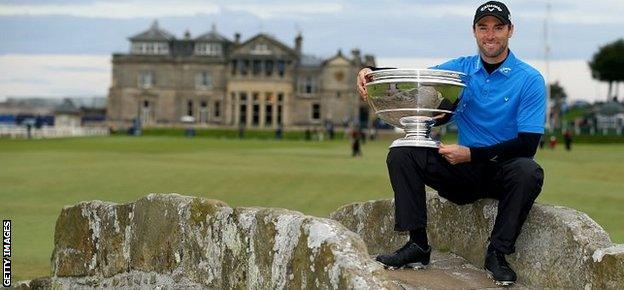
[288,227,312,289]
[52,205,95,277]
[189,198,227,226]
[129,196,183,273]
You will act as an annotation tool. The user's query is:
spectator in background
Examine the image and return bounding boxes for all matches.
[238,123,245,139]
[351,126,362,157]
[564,130,572,151]
[275,123,283,139]
[549,135,557,149]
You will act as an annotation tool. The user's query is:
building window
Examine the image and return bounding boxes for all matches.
[199,101,208,123]
[239,92,247,124]
[277,92,284,125]
[252,60,262,76]
[265,92,273,127]
[277,60,285,77]
[265,60,274,76]
[132,42,168,55]
[312,103,321,121]
[305,77,313,94]
[231,60,237,75]
[298,76,315,94]
[195,43,222,56]
[230,92,236,125]
[196,71,212,89]
[251,43,270,55]
[146,43,154,54]
[187,100,194,117]
[214,100,221,118]
[240,60,249,75]
[252,92,260,126]
[158,42,169,55]
[140,100,152,125]
[138,71,154,89]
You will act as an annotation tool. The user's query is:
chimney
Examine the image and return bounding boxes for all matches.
[364,54,376,67]
[351,48,361,67]
[234,32,241,44]
[295,33,303,55]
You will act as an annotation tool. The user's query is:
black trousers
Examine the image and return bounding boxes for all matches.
[386,147,544,254]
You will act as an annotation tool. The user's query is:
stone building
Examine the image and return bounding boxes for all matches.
[107,21,375,130]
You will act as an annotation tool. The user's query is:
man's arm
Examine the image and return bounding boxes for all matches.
[470,132,542,162]
[439,132,541,165]
[367,66,396,71]
[432,99,458,126]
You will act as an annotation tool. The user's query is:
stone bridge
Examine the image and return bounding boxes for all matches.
[13,193,624,289]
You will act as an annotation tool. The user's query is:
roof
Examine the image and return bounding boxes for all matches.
[195,24,230,42]
[129,20,175,42]
[235,33,296,56]
[323,49,352,66]
[299,54,323,67]
[55,99,80,115]
[597,101,624,116]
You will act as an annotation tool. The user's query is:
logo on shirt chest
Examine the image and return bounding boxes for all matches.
[500,67,512,74]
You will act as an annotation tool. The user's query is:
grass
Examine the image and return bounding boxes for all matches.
[1,135,623,281]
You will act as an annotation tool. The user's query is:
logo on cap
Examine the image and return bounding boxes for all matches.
[480,4,503,12]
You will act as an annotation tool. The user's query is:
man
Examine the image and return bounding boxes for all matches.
[356,1,545,286]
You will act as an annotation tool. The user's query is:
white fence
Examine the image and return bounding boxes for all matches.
[0,125,109,139]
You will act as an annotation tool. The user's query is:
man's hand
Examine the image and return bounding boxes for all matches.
[438,144,471,165]
[432,113,447,121]
[356,68,373,101]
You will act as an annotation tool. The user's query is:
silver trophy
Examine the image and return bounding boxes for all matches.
[365,68,467,148]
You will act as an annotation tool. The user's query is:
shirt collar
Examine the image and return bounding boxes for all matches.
[470,49,517,78]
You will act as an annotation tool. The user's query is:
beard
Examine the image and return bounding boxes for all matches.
[479,42,508,60]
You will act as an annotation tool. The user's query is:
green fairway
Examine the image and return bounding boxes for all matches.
[1,136,623,281]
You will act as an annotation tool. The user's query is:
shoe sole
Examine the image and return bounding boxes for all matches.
[486,270,515,286]
[383,262,428,270]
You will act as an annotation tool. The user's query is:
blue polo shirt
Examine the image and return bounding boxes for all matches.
[433,50,546,147]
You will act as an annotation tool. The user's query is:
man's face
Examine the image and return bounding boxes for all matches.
[473,16,514,62]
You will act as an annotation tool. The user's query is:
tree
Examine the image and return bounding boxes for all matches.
[589,39,624,101]
[549,81,567,130]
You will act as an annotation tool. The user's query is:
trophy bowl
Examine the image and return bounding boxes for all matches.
[365,68,467,148]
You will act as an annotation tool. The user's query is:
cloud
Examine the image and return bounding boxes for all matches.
[0,1,220,18]
[0,0,343,19]
[224,3,343,19]
[0,77,49,85]
[1,0,623,24]
[512,0,624,25]
[43,65,109,73]
[0,54,109,99]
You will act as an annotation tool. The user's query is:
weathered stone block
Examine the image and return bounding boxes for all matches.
[329,194,624,289]
[49,193,397,289]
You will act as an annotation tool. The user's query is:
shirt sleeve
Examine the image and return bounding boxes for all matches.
[470,132,542,162]
[430,57,468,72]
[517,74,546,133]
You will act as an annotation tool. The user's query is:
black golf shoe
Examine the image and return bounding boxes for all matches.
[375,241,431,270]
[484,249,517,286]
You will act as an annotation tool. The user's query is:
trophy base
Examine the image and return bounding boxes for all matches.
[390,138,440,148]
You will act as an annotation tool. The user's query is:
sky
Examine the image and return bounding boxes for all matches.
[0,0,623,102]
